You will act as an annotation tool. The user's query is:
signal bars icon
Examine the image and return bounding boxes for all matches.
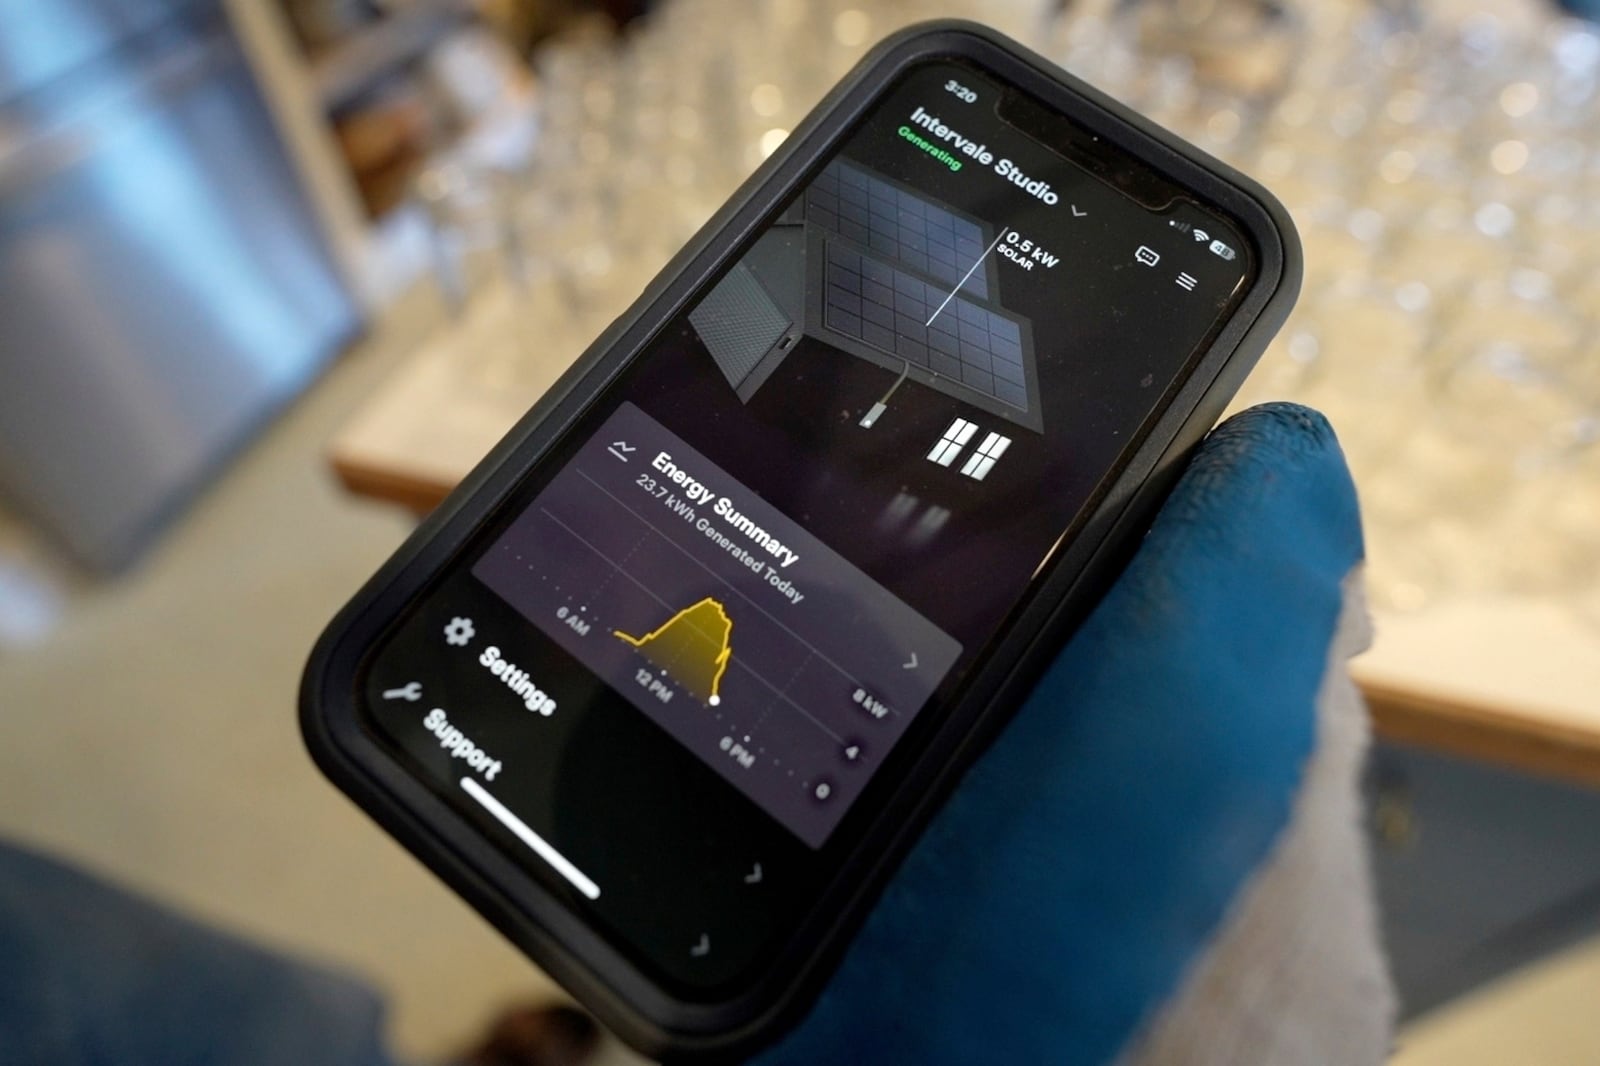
[1167,219,1211,241]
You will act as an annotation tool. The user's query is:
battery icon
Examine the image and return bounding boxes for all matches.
[1209,239,1237,261]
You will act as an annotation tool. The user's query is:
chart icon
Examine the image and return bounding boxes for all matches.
[615,597,733,705]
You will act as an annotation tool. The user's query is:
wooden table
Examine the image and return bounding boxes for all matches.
[330,296,1600,789]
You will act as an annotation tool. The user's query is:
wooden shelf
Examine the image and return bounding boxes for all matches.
[309,0,471,112]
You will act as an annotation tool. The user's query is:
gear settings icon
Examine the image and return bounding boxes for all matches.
[443,616,476,647]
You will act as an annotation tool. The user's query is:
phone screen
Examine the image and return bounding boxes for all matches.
[356,60,1255,991]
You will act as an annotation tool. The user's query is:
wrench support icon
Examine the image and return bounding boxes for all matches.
[383,682,423,702]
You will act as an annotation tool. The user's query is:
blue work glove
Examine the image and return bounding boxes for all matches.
[754,403,1394,1066]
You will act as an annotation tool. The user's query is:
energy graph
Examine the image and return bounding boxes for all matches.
[472,402,961,847]
[614,597,733,706]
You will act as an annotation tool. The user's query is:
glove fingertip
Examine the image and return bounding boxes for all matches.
[1142,402,1364,587]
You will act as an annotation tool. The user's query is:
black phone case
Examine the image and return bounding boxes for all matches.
[301,21,1302,1061]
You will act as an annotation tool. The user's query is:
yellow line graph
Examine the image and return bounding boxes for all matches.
[614,597,733,705]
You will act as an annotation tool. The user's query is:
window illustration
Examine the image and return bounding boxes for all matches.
[959,432,1011,481]
[926,418,978,466]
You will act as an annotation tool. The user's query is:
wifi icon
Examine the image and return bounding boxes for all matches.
[1192,228,1211,243]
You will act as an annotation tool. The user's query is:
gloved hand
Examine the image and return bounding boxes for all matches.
[752,403,1395,1066]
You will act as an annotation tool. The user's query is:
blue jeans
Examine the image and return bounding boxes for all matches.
[0,841,403,1066]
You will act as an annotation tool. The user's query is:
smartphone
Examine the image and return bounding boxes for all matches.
[302,21,1300,1060]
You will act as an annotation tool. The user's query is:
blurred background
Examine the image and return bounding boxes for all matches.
[1,0,1599,1061]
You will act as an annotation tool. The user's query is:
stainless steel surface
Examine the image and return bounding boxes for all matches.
[0,3,357,571]
[0,0,195,105]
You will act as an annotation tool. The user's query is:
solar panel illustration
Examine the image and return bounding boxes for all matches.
[686,260,797,401]
[688,156,1042,433]
[804,160,997,300]
[821,239,1030,414]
